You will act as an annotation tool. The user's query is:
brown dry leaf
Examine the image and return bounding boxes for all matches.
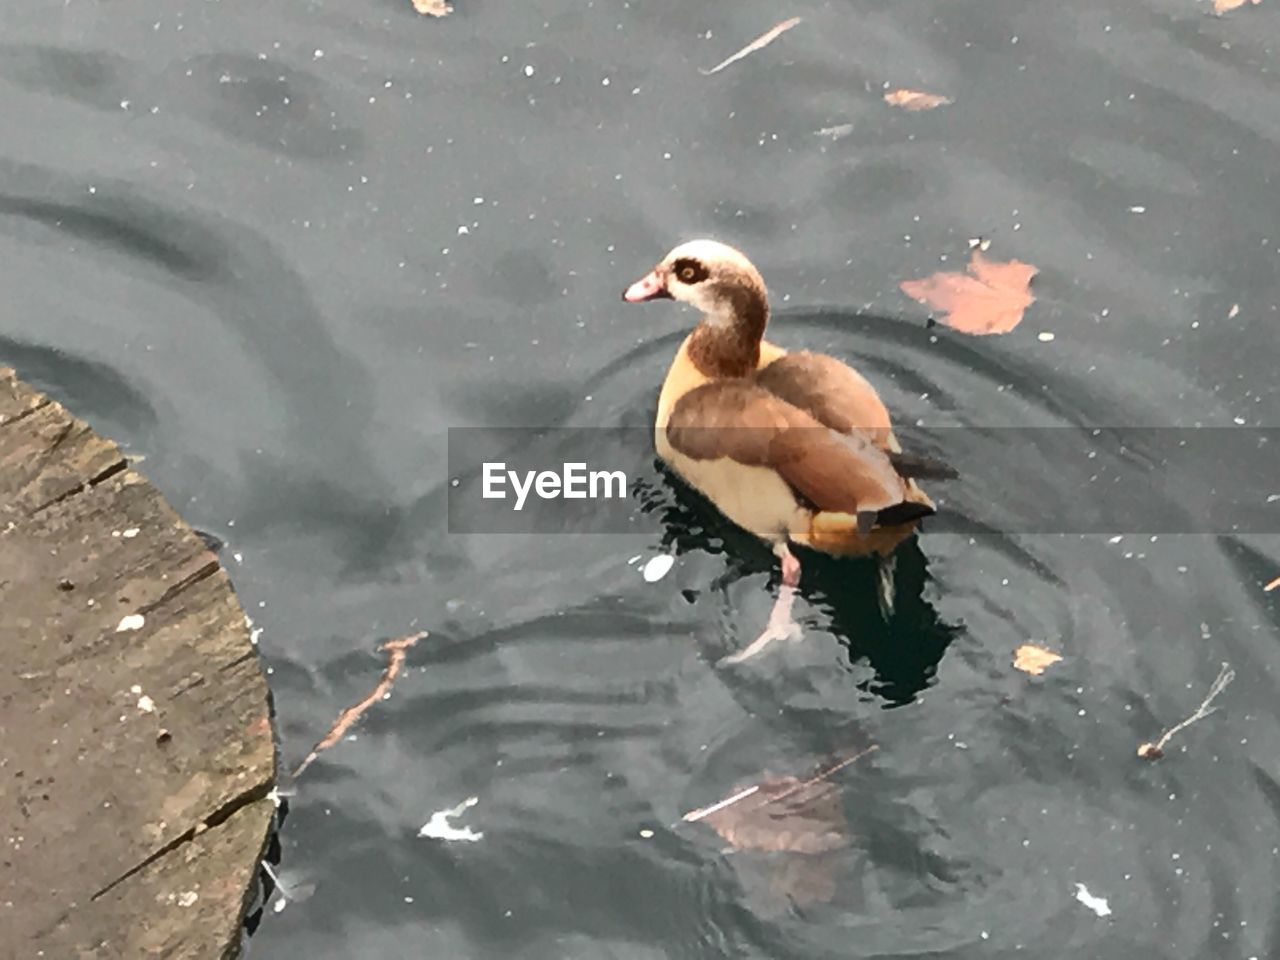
[412,0,453,16]
[1213,0,1260,14]
[700,775,850,853]
[1013,643,1063,676]
[684,746,876,854]
[884,88,952,111]
[900,250,1038,335]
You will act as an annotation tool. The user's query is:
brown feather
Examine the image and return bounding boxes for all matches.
[666,382,910,517]
[753,351,893,446]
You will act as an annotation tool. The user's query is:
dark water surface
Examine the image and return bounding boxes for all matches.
[5,0,1280,956]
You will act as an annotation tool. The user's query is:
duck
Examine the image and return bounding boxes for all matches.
[622,239,954,662]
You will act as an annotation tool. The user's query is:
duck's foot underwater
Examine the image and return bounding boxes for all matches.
[721,543,804,665]
[876,552,897,619]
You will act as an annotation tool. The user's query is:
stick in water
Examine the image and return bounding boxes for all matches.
[682,785,761,824]
[700,17,802,76]
[1138,662,1235,760]
[292,631,426,778]
[1264,575,1280,592]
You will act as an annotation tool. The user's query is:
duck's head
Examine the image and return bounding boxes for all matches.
[622,239,768,323]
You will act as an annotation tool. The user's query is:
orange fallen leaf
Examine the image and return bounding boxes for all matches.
[1213,0,1260,14]
[412,0,452,16]
[1013,643,1063,676]
[900,249,1038,335]
[884,88,952,111]
[1265,575,1280,592]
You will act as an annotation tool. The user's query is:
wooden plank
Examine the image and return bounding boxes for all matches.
[38,797,276,960]
[0,368,276,958]
[0,366,50,426]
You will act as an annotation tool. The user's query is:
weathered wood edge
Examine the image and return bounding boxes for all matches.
[0,367,278,958]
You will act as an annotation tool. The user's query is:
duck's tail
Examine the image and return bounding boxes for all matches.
[887,450,959,481]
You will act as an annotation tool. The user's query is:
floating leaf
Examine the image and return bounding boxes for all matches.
[412,0,453,16]
[884,89,952,111]
[1212,0,1260,14]
[900,250,1038,335]
[1013,643,1063,675]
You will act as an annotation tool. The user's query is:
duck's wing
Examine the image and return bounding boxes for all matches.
[665,381,930,529]
[754,351,957,480]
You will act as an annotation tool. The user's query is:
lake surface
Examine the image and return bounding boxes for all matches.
[4,0,1280,956]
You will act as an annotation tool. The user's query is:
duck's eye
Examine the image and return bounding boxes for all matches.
[673,258,709,284]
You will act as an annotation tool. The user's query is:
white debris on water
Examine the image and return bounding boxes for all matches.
[1038,331,1056,342]
[116,613,145,632]
[814,123,854,141]
[419,796,484,843]
[641,554,675,583]
[1074,882,1112,917]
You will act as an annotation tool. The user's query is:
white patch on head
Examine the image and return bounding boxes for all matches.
[659,238,763,321]
[663,238,754,272]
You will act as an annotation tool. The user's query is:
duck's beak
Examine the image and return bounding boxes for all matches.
[622,269,672,302]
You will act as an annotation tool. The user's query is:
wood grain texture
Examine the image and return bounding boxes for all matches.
[0,368,276,959]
